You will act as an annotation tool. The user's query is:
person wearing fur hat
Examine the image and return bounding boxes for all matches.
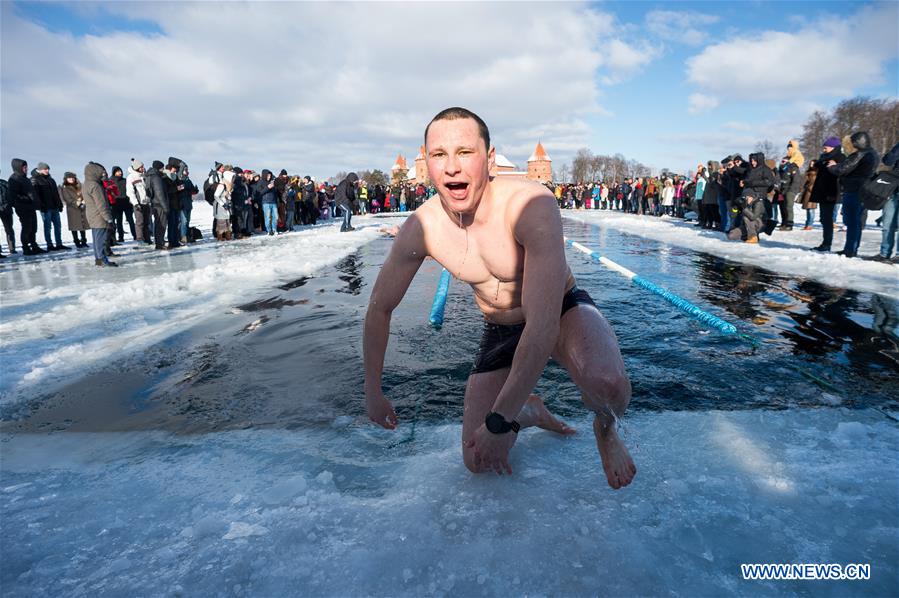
[60,172,89,248]
[127,160,151,243]
[827,131,880,258]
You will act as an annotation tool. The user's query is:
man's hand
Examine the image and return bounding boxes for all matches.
[827,160,836,167]
[365,387,398,430]
[465,424,516,475]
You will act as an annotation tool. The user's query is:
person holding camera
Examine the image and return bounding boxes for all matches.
[727,189,767,244]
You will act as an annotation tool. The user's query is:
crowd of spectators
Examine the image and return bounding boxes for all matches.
[551,133,899,263]
[3,132,896,269]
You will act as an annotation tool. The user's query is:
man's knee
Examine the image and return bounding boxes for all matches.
[581,369,631,410]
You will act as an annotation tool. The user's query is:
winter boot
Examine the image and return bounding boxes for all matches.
[31,244,47,254]
[745,236,759,244]
[6,235,16,254]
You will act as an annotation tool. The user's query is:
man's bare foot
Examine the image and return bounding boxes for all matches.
[519,395,577,435]
[593,417,636,489]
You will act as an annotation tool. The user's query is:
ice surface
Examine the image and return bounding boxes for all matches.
[1,408,896,596]
[565,210,897,299]
[0,201,383,405]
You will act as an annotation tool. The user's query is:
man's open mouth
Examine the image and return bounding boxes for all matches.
[445,182,469,199]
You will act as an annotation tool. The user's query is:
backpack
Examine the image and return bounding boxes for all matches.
[860,170,899,211]
[203,179,217,206]
[103,180,118,206]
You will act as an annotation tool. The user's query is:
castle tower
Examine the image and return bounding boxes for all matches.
[414,145,428,185]
[391,154,408,184]
[527,142,552,183]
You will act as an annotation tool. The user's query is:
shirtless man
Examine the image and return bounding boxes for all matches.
[363,107,636,489]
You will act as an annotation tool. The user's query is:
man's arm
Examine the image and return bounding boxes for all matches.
[492,191,569,421]
[363,215,426,428]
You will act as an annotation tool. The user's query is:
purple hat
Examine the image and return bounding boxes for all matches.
[823,136,840,148]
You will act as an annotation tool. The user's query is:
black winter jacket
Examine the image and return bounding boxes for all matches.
[335,173,359,209]
[8,159,36,210]
[31,171,64,212]
[810,147,843,203]
[144,168,170,212]
[743,153,777,199]
[256,170,278,204]
[828,132,880,193]
[177,176,198,210]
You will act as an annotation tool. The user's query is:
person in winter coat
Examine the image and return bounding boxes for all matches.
[865,142,899,262]
[31,162,69,251]
[230,167,251,238]
[0,169,12,257]
[126,160,151,243]
[82,162,117,267]
[742,152,777,221]
[213,170,234,240]
[700,164,721,229]
[302,175,318,225]
[727,190,766,243]
[799,160,818,230]
[335,172,359,232]
[60,172,89,248]
[776,140,805,231]
[827,131,879,257]
[163,160,182,249]
[255,169,278,235]
[144,160,170,250]
[660,178,675,215]
[177,167,198,243]
[9,158,44,255]
[810,137,844,251]
[109,166,136,243]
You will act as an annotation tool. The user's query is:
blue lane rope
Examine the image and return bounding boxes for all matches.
[564,237,738,335]
[428,268,452,329]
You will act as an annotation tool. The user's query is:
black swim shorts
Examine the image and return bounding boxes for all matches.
[470,286,596,374]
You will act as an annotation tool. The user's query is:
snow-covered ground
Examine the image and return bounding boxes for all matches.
[0,201,384,406]
[2,408,896,596]
[564,208,897,299]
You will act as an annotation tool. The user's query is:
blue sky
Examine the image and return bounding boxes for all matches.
[2,1,897,179]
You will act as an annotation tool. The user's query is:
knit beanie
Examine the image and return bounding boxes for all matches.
[131,159,144,171]
[36,162,50,171]
[152,160,165,170]
[822,136,840,149]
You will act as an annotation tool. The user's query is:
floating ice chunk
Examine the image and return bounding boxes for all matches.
[820,392,843,406]
[222,522,269,540]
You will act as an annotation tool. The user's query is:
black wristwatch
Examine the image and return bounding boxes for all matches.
[485,412,520,434]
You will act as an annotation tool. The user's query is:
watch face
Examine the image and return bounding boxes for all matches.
[485,412,505,434]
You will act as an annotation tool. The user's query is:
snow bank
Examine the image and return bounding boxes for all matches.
[0,201,382,404]
[1,408,896,596]
[564,210,897,299]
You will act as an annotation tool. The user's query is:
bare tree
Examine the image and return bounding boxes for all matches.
[800,110,832,157]
[801,96,899,157]
[754,139,778,159]
[571,148,593,183]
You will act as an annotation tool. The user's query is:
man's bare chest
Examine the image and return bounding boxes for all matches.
[426,223,523,285]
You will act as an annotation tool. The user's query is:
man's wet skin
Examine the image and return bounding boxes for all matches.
[364,111,636,489]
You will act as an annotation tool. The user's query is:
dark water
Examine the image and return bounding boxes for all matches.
[4,219,897,433]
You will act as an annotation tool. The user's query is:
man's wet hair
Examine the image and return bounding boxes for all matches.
[424,107,490,152]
